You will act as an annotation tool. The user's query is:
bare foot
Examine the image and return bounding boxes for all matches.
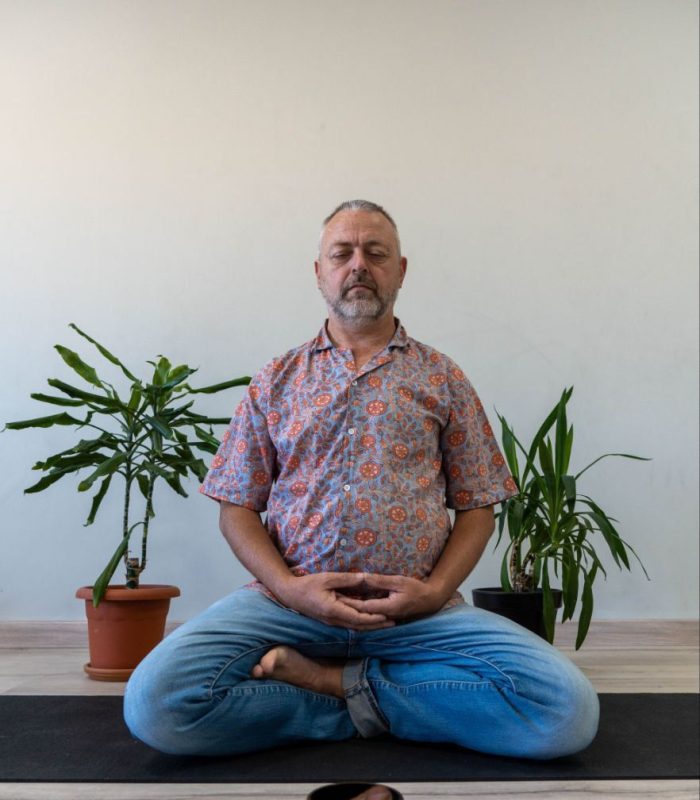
[251,646,344,699]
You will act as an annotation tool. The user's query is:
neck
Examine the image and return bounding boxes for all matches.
[325,313,397,369]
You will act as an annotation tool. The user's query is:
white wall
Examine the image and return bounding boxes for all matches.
[1,0,697,622]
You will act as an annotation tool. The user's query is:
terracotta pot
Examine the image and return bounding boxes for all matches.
[75,584,180,682]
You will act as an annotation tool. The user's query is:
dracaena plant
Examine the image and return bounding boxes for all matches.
[495,387,649,649]
[4,323,250,606]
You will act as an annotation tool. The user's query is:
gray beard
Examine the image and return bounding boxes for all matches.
[322,284,399,322]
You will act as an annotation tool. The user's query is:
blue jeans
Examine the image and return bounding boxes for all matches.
[124,588,599,759]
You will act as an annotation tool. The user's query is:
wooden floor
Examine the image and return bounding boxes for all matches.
[1,619,698,799]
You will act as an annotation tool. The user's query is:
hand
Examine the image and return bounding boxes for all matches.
[338,573,443,621]
[277,572,396,631]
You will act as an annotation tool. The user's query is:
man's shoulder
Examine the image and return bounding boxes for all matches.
[404,333,466,376]
[251,334,318,385]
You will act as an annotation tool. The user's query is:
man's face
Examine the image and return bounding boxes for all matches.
[315,211,407,324]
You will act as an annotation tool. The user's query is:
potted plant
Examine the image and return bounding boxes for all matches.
[472,387,649,649]
[5,323,249,680]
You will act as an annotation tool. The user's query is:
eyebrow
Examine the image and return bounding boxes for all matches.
[328,239,390,249]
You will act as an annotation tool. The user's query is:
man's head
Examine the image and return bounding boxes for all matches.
[315,200,407,326]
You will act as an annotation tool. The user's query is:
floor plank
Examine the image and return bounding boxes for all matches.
[0,780,698,799]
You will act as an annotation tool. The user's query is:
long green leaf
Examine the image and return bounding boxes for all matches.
[526,387,573,468]
[500,548,512,590]
[562,475,576,512]
[160,366,197,391]
[69,323,138,382]
[541,563,556,643]
[85,475,112,526]
[29,393,85,407]
[150,357,172,387]
[189,376,252,394]
[77,453,126,492]
[46,379,121,409]
[576,565,597,649]
[575,452,651,480]
[54,345,102,388]
[92,535,130,606]
[34,435,117,470]
[164,472,188,497]
[554,392,568,476]
[144,415,174,439]
[24,471,67,494]
[4,412,84,430]
[562,544,579,620]
[172,414,231,427]
[187,458,208,481]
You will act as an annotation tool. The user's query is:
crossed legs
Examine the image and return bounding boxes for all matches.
[124,589,599,758]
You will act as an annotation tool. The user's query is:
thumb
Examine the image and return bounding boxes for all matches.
[361,573,403,589]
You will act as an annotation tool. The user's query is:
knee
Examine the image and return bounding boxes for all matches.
[531,666,600,759]
[123,656,189,755]
[124,645,223,756]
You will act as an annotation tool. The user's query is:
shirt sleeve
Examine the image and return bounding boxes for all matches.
[440,362,518,511]
[199,367,277,511]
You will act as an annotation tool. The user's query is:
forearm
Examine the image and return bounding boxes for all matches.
[218,501,295,601]
[424,506,495,605]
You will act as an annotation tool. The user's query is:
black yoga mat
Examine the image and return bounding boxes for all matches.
[0,694,697,783]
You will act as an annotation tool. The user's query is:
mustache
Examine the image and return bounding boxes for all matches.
[342,279,377,295]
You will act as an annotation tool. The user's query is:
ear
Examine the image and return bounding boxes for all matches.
[314,260,321,286]
[399,257,407,286]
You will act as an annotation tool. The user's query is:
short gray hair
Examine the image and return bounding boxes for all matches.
[320,199,401,255]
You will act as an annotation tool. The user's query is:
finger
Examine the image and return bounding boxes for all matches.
[349,597,399,615]
[328,599,390,626]
[336,594,393,614]
[335,596,369,611]
[361,573,406,590]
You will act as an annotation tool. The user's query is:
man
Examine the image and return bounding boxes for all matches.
[124,200,599,759]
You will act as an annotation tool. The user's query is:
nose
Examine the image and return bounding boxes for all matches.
[350,247,369,273]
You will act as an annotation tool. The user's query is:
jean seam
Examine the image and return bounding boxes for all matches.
[222,682,346,708]
[371,678,499,692]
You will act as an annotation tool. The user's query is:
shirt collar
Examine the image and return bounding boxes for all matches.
[313,319,409,352]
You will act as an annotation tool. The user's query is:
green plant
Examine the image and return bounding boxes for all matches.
[495,387,649,649]
[4,323,250,606]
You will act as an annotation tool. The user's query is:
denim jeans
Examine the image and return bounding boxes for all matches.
[124,588,599,759]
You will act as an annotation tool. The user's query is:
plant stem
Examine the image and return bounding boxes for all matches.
[140,476,155,576]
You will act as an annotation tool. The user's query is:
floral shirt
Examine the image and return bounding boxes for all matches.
[200,321,517,603]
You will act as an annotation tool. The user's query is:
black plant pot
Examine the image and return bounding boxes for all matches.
[472,587,563,640]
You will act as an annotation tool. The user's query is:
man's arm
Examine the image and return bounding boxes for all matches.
[218,501,395,630]
[340,506,495,620]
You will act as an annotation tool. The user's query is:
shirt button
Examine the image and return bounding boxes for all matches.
[352,380,358,386]
[343,484,351,492]
[348,427,356,435]
[339,538,347,546]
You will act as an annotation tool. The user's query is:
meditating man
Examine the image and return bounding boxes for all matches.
[124,200,599,758]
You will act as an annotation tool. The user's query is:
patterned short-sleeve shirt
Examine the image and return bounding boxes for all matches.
[200,321,517,602]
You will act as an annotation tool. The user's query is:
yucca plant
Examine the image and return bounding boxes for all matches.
[495,387,649,648]
[4,323,250,606]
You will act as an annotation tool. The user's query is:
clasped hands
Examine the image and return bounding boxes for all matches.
[277,571,445,631]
